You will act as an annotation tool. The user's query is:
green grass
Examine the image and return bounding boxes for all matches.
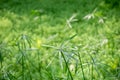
[0,0,120,80]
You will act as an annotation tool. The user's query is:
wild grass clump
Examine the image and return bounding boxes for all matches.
[0,0,120,80]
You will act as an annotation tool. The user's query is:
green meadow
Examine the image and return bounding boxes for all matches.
[0,0,120,80]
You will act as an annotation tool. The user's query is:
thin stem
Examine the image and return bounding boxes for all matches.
[77,52,85,80]
[0,52,2,72]
[21,51,24,80]
[87,52,100,78]
[37,51,42,80]
[60,51,73,80]
[18,43,25,80]
[91,63,93,80]
[0,61,2,77]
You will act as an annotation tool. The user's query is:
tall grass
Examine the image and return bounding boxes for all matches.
[0,0,120,80]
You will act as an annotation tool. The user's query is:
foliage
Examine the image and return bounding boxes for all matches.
[0,0,120,80]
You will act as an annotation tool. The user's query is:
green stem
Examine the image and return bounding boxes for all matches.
[22,51,24,80]
[60,51,73,80]
[0,61,2,77]
[18,43,25,80]
[37,51,42,80]
[91,63,93,80]
[77,52,85,80]
[0,52,2,72]
[87,53,100,78]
